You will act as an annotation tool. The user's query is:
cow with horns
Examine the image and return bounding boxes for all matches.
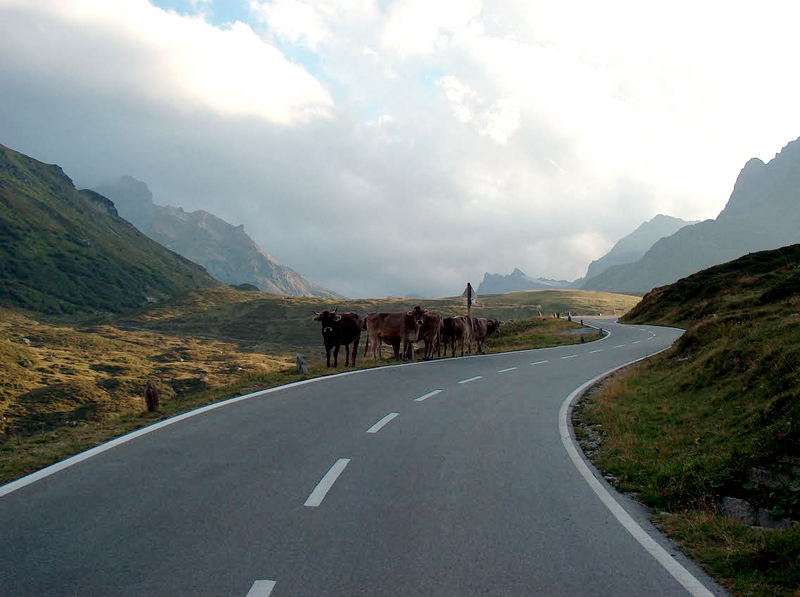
[312,308,362,368]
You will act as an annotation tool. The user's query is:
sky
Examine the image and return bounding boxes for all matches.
[1,0,800,298]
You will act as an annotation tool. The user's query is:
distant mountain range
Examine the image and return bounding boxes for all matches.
[477,269,574,295]
[582,214,697,282]
[0,145,217,315]
[581,136,800,294]
[479,215,694,295]
[92,176,339,298]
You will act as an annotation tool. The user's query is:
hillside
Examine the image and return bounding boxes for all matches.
[582,136,800,294]
[0,145,218,315]
[578,244,800,595]
[93,176,339,298]
[477,268,573,294]
[582,214,696,282]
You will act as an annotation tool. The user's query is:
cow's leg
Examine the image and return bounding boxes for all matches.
[351,338,359,367]
[333,343,340,367]
[325,343,332,368]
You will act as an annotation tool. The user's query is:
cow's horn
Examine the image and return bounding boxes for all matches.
[332,307,337,313]
[313,311,321,316]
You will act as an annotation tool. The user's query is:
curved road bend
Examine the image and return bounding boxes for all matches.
[1,319,727,596]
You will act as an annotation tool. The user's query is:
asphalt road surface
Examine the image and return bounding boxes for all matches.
[1,319,728,596]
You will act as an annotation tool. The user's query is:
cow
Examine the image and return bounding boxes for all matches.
[416,311,443,360]
[313,309,362,368]
[364,306,427,361]
[471,317,501,354]
[441,315,472,357]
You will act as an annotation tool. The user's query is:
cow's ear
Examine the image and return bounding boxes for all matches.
[334,314,342,321]
[407,310,414,316]
[313,312,322,321]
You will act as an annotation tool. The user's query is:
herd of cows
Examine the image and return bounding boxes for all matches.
[312,306,502,368]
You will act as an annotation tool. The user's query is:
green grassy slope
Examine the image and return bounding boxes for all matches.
[0,144,218,316]
[577,244,800,596]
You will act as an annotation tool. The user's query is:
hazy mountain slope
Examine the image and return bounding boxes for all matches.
[583,214,697,281]
[582,137,800,294]
[0,145,217,315]
[94,176,339,298]
[477,268,573,294]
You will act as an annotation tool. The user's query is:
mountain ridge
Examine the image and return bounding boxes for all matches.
[583,214,697,281]
[93,176,340,298]
[0,144,218,315]
[582,136,800,294]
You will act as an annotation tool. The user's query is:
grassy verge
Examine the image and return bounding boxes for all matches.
[573,334,800,596]
[656,511,800,597]
[486,317,602,353]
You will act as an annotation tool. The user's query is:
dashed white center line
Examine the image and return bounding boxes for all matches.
[458,376,483,384]
[366,412,399,434]
[614,344,626,348]
[245,580,276,597]
[415,389,442,402]
[561,355,577,360]
[497,367,517,373]
[632,340,641,344]
[304,458,350,507]
[589,349,604,353]
[531,360,549,365]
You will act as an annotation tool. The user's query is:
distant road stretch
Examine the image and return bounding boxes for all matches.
[1,319,727,596]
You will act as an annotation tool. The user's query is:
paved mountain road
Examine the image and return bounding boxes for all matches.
[1,319,727,596]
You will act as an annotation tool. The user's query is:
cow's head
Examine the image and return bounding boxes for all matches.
[407,305,428,327]
[313,309,341,335]
[487,318,501,335]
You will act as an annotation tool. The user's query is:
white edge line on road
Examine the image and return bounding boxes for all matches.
[415,389,443,402]
[560,355,577,360]
[558,349,714,597]
[497,367,517,373]
[245,580,276,597]
[304,458,350,507]
[458,375,483,384]
[366,412,400,434]
[0,319,630,498]
[531,360,549,365]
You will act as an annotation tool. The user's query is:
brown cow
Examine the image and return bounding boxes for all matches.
[471,317,501,354]
[441,315,472,357]
[364,306,426,361]
[417,311,443,360]
[313,309,362,368]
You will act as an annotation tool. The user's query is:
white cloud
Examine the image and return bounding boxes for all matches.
[0,0,332,124]
[437,75,478,123]
[382,0,482,57]
[249,0,330,49]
